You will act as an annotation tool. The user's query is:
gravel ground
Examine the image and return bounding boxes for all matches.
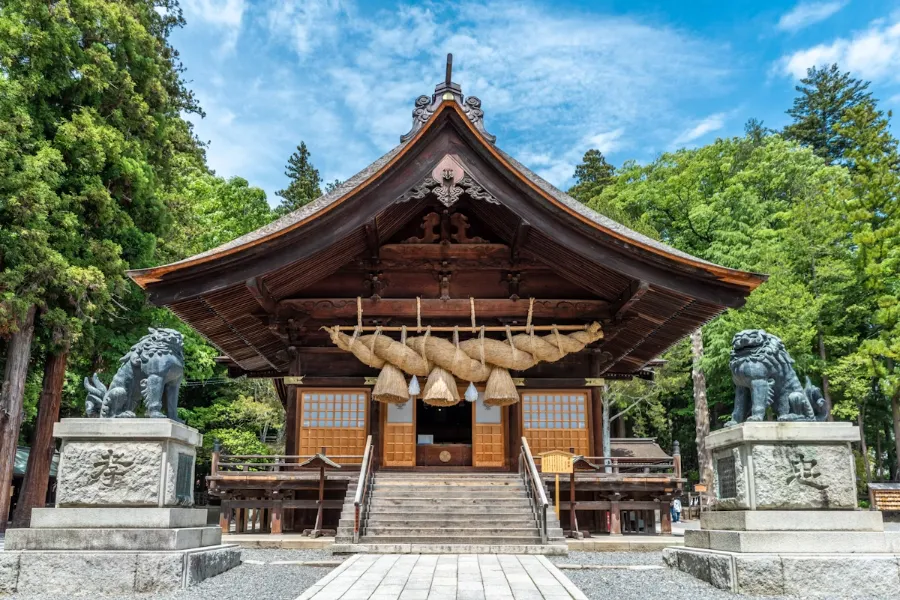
[552,550,666,566]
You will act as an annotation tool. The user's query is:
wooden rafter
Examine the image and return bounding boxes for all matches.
[611,280,650,321]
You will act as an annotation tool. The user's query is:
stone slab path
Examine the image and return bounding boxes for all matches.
[295,554,589,600]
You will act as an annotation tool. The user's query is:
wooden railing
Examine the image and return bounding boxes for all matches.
[519,437,549,544]
[353,435,374,544]
[212,454,364,474]
[534,455,679,477]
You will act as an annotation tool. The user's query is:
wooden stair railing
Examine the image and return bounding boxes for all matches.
[353,435,374,544]
[519,437,549,545]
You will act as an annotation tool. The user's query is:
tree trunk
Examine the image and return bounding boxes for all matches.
[690,328,714,490]
[0,305,37,533]
[892,391,900,483]
[857,404,871,485]
[886,422,898,482]
[817,331,833,421]
[876,430,883,481]
[11,348,68,528]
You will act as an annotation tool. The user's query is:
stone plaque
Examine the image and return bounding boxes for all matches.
[717,455,737,499]
[175,453,193,506]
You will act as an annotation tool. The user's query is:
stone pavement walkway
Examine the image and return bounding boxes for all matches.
[296,554,588,600]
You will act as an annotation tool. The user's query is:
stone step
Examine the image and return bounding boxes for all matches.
[351,516,538,526]
[374,480,523,487]
[4,526,222,552]
[357,506,535,516]
[331,543,568,555]
[363,526,540,536]
[359,535,543,544]
[369,497,531,506]
[368,489,527,498]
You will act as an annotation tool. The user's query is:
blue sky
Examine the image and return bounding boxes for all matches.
[171,0,900,205]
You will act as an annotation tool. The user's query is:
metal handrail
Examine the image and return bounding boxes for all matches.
[519,437,549,544]
[353,435,374,544]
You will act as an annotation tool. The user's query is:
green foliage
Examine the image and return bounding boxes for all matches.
[275,142,322,215]
[568,149,616,203]
[784,65,872,165]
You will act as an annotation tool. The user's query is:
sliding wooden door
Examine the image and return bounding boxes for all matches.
[299,390,368,464]
[473,393,506,467]
[521,391,589,456]
[383,399,416,467]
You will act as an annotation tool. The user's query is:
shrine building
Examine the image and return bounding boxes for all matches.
[128,58,764,549]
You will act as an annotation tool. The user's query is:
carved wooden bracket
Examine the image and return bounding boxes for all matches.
[396,155,498,207]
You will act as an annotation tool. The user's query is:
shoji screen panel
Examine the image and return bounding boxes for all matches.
[521,391,589,456]
[299,390,368,464]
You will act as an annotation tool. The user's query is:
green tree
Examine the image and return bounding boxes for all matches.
[568,149,616,203]
[275,142,322,215]
[0,0,205,528]
[783,64,872,164]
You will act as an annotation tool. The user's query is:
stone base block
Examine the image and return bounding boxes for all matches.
[665,547,900,597]
[701,510,884,531]
[686,529,891,553]
[0,545,240,596]
[31,507,209,529]
[5,525,221,551]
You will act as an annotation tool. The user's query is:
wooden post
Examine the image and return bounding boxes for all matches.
[590,354,604,457]
[554,473,560,520]
[609,493,622,535]
[660,499,672,535]
[284,349,301,532]
[0,305,37,533]
[271,493,283,534]
[219,504,230,533]
[569,447,577,537]
[508,402,520,471]
[673,440,682,479]
[12,347,68,528]
[313,446,326,536]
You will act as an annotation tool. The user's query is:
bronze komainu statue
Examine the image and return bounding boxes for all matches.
[726,329,828,427]
[84,328,184,420]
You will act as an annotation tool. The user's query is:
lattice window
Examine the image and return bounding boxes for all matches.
[300,390,367,464]
[522,391,589,456]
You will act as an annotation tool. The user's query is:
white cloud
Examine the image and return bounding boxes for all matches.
[182,1,731,196]
[583,129,626,154]
[265,0,350,57]
[672,113,726,147]
[776,1,847,33]
[778,17,900,80]
[181,0,246,54]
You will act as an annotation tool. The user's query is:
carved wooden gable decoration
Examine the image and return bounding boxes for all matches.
[129,56,766,379]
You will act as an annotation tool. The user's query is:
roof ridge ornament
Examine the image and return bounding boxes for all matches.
[400,53,496,144]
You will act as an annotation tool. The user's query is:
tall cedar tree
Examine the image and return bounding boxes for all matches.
[275,142,323,215]
[784,64,872,165]
[0,0,204,529]
[568,149,616,202]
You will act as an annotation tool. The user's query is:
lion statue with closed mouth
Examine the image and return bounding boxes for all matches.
[726,329,828,427]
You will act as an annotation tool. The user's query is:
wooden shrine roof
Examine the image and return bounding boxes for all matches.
[128,64,765,377]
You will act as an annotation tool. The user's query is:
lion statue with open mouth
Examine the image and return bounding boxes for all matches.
[726,329,828,427]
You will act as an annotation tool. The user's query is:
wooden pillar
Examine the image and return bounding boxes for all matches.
[0,305,37,533]
[660,499,672,535]
[12,348,68,528]
[219,505,231,533]
[508,402,521,471]
[284,348,302,457]
[590,355,604,457]
[271,496,283,535]
[609,493,622,535]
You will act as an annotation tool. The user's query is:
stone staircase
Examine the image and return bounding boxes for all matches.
[333,471,567,554]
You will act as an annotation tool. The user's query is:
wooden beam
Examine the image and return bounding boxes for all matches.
[510,220,531,263]
[611,280,649,321]
[379,243,511,262]
[277,298,610,320]
[246,277,278,315]
[364,221,380,262]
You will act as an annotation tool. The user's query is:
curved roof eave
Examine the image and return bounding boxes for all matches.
[129,100,766,294]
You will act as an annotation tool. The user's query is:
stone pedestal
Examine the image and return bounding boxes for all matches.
[2,419,240,596]
[665,422,900,597]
